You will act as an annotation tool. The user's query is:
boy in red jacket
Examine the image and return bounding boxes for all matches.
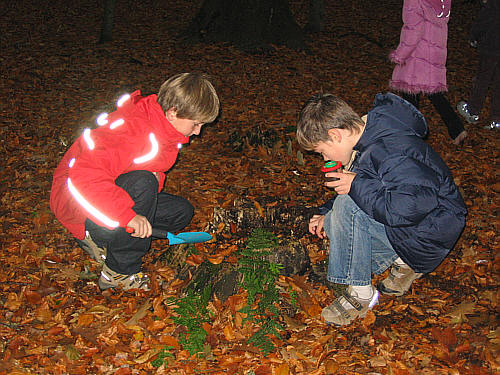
[50,73,220,291]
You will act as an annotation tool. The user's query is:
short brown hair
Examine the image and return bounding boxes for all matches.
[296,93,363,150]
[157,73,220,123]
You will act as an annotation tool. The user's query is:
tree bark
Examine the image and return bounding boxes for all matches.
[305,0,324,33]
[98,0,116,44]
[184,0,306,52]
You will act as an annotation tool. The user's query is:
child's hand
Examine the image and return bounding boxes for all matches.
[309,214,326,239]
[127,215,153,238]
[325,171,356,195]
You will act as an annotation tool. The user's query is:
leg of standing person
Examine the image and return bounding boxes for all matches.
[428,92,467,143]
[467,54,499,121]
[401,92,420,109]
[321,195,398,325]
[488,56,500,128]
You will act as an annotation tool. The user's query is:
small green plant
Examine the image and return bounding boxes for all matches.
[288,287,298,307]
[238,229,284,355]
[151,345,174,368]
[169,285,213,356]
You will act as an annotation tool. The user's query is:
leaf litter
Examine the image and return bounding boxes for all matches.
[0,0,498,374]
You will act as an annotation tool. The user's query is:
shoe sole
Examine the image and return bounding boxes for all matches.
[98,276,118,290]
[377,283,404,296]
[98,276,150,291]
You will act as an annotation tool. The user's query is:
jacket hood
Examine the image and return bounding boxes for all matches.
[356,93,428,151]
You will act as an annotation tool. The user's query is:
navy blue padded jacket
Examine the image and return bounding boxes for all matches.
[321,93,467,273]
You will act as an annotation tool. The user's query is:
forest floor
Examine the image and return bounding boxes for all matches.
[0,0,498,374]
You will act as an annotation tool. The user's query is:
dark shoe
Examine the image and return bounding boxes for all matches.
[77,231,106,264]
[378,264,422,296]
[456,101,479,124]
[98,264,150,291]
[321,286,379,326]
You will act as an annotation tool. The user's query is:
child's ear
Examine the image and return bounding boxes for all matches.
[327,128,342,143]
[166,108,177,121]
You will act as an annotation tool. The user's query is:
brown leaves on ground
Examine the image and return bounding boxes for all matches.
[0,0,498,374]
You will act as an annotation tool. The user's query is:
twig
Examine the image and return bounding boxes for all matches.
[0,281,31,285]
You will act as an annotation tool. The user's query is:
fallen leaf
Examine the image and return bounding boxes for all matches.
[125,300,152,326]
[446,301,476,324]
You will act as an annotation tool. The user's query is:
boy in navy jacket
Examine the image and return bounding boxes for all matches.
[297,92,466,325]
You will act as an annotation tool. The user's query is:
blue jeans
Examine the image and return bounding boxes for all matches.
[324,195,398,286]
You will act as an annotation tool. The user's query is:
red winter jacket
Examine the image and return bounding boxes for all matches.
[50,91,189,239]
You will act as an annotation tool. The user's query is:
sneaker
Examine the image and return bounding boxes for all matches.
[378,263,422,296]
[321,286,379,326]
[98,264,150,291]
[76,231,106,264]
[485,121,500,130]
[456,101,479,124]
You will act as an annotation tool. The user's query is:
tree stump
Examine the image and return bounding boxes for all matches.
[208,196,318,238]
[161,197,323,302]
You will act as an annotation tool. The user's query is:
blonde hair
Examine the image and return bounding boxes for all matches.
[157,73,220,123]
[296,93,363,150]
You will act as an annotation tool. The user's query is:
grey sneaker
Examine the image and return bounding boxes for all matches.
[378,263,422,296]
[98,264,150,291]
[485,121,500,130]
[77,231,106,264]
[456,101,479,124]
[321,286,379,326]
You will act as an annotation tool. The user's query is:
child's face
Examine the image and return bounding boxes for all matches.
[166,108,205,137]
[313,129,356,166]
[172,117,204,137]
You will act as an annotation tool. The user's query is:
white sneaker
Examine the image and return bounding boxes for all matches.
[321,286,379,326]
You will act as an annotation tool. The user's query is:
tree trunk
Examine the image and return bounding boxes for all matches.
[305,0,324,33]
[98,0,116,44]
[184,0,306,52]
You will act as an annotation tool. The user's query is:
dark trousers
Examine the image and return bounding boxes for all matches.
[84,170,194,274]
[401,92,465,140]
[468,54,500,121]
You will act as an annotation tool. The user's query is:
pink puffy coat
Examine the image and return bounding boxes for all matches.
[389,0,452,94]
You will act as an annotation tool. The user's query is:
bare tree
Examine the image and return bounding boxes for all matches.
[98,0,116,44]
[305,0,324,33]
[184,0,307,52]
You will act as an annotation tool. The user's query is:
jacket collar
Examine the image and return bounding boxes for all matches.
[134,93,190,146]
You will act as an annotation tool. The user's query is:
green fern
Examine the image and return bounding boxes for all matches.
[151,346,174,368]
[238,229,284,355]
[169,285,213,356]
